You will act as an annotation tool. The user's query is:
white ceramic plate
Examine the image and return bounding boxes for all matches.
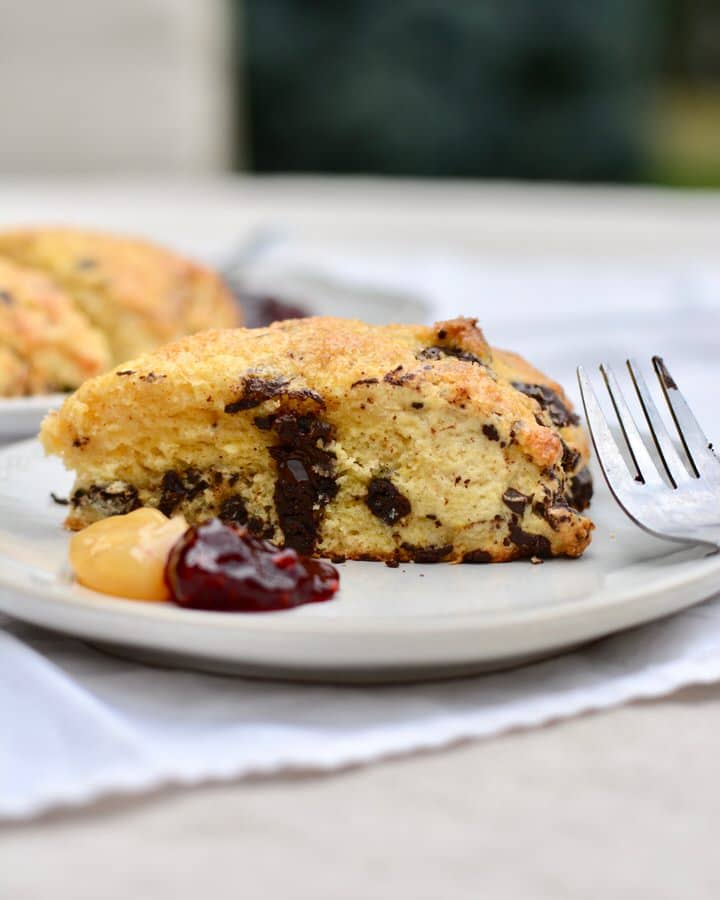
[0,394,66,444]
[0,439,718,683]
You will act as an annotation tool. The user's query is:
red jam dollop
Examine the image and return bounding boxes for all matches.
[164,518,339,612]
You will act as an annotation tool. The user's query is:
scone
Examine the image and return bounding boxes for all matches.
[0,227,239,367]
[41,317,594,563]
[0,258,111,395]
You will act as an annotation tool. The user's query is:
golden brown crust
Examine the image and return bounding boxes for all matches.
[0,227,240,376]
[42,316,594,563]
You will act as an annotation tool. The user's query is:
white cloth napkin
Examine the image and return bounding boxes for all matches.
[2,249,720,821]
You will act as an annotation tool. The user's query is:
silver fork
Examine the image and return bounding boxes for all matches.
[577,358,720,553]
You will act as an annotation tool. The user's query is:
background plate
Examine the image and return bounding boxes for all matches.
[0,440,718,682]
[0,394,66,444]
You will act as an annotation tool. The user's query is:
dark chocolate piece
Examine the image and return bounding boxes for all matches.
[508,516,552,558]
[568,468,593,511]
[400,542,453,563]
[219,495,250,526]
[502,488,530,516]
[561,440,580,472]
[253,414,275,431]
[268,412,338,555]
[72,437,89,448]
[482,423,500,442]
[511,382,579,428]
[224,375,290,413]
[412,401,424,409]
[383,366,416,386]
[225,375,324,414]
[462,549,493,564]
[417,345,484,366]
[158,469,209,516]
[71,483,140,517]
[366,477,411,525]
[50,492,69,506]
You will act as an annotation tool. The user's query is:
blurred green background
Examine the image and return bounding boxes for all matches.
[241,0,720,186]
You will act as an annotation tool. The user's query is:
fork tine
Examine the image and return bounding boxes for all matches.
[626,358,692,487]
[653,357,720,480]
[600,364,664,487]
[577,366,639,496]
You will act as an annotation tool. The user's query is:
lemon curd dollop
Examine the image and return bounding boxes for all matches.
[69,507,187,601]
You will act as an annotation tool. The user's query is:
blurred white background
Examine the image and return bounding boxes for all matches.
[0,0,235,173]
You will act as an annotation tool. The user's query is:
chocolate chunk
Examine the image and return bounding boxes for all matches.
[385,559,400,568]
[462,549,493,564]
[412,401,424,409]
[568,468,593,511]
[366,477,411,525]
[507,516,552,558]
[225,375,324,414]
[158,469,208,516]
[512,382,580,428]
[350,378,379,388]
[383,366,416,386]
[253,414,275,430]
[72,437,89,448]
[287,387,326,405]
[482,423,500,441]
[561,440,581,472]
[268,412,338,555]
[72,483,140,517]
[224,375,290,413]
[417,346,484,366]
[0,290,13,304]
[502,488,530,516]
[219,495,250,526]
[50,492,69,505]
[400,542,453,563]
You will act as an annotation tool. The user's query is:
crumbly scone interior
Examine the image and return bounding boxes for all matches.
[41,317,594,563]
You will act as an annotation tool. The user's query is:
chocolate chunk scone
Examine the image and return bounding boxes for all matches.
[41,317,594,563]
[0,258,111,395]
[0,227,239,391]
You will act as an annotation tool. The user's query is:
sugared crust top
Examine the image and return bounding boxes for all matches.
[42,316,588,476]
